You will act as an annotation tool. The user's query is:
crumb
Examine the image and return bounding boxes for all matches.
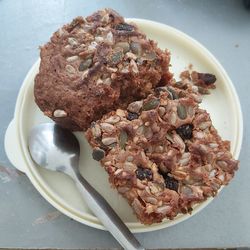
[188,63,193,70]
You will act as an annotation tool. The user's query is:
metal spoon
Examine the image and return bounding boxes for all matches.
[28,123,144,250]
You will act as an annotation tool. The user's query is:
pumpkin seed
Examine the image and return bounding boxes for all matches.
[119,130,128,149]
[79,58,92,71]
[130,42,142,55]
[115,42,130,53]
[115,23,134,31]
[110,49,123,65]
[177,104,187,120]
[142,98,160,111]
[92,148,105,161]
[167,87,179,100]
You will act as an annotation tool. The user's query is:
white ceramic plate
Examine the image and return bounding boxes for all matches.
[5,19,243,233]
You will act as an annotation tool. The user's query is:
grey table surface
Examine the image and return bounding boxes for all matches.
[0,0,250,249]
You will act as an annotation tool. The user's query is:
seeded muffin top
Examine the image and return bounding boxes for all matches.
[34,8,172,131]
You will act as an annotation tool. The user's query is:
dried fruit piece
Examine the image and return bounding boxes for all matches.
[198,73,216,85]
[119,130,128,149]
[115,23,134,31]
[136,167,153,181]
[92,148,105,161]
[142,98,160,111]
[176,124,193,140]
[127,112,139,121]
[162,173,179,192]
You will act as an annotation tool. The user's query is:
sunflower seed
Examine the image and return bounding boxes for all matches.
[68,37,78,46]
[124,162,136,171]
[169,112,177,125]
[127,155,134,162]
[136,125,145,135]
[130,59,138,73]
[65,65,76,75]
[177,104,187,120]
[53,109,67,118]
[158,107,166,116]
[91,123,101,138]
[127,100,143,113]
[100,123,115,133]
[156,205,171,214]
[104,115,121,124]
[125,52,137,60]
[95,36,104,42]
[66,55,79,62]
[199,121,211,130]
[106,31,114,44]
[102,137,117,146]
[144,126,153,139]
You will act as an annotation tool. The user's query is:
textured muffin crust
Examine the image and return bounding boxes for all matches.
[86,81,238,224]
[34,9,172,131]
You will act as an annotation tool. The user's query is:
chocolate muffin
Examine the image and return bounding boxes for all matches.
[34,9,172,131]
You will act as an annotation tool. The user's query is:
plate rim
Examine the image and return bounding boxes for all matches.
[12,18,243,233]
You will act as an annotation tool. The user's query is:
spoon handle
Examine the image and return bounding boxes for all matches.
[74,173,145,250]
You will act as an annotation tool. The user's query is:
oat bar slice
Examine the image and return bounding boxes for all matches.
[86,87,238,224]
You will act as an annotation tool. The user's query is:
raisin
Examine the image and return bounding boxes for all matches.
[198,73,216,85]
[127,112,139,121]
[163,174,179,192]
[176,124,193,140]
[136,167,153,181]
[92,148,105,161]
[115,23,134,32]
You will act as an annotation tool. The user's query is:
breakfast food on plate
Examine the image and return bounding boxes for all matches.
[34,8,239,225]
[34,8,172,131]
[86,82,238,224]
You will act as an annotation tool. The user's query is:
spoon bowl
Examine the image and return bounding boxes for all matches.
[29,123,80,175]
[28,123,144,250]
